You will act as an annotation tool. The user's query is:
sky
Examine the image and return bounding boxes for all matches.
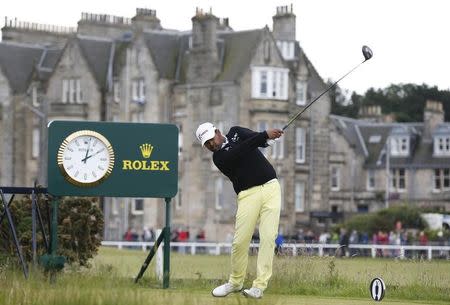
[1,0,449,95]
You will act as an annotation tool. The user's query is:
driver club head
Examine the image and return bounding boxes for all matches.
[362,45,373,61]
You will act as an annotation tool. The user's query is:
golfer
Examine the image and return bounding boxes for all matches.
[195,122,283,299]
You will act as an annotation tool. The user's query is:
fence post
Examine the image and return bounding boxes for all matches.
[400,246,405,259]
[292,244,297,256]
[371,246,376,258]
[318,245,323,257]
[216,244,220,255]
[191,244,196,255]
[428,247,432,260]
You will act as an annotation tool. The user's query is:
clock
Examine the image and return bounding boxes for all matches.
[57,130,115,187]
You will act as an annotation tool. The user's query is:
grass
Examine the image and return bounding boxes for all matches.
[0,247,449,305]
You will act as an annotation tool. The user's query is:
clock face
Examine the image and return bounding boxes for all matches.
[57,130,115,187]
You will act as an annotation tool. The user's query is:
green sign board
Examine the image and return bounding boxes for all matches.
[48,121,178,197]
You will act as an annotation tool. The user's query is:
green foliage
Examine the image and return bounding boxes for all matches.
[331,83,450,121]
[0,195,103,268]
[342,205,427,235]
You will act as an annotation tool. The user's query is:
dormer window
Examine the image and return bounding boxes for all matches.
[434,136,450,156]
[389,136,409,157]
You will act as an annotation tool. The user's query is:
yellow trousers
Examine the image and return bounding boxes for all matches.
[229,179,281,290]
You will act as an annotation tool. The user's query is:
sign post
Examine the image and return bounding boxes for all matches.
[47,120,178,288]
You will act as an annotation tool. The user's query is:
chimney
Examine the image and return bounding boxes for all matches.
[217,17,232,31]
[423,100,444,141]
[132,8,162,31]
[191,8,218,54]
[358,105,383,122]
[187,8,220,82]
[272,4,296,41]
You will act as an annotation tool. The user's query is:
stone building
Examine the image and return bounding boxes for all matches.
[329,101,450,217]
[1,5,449,242]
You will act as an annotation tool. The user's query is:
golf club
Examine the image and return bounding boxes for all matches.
[282,45,373,130]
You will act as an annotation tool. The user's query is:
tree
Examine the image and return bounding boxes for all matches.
[0,195,103,268]
[330,83,450,122]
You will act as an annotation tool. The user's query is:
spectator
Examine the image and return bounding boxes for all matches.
[124,227,134,241]
[143,227,154,242]
[275,233,284,255]
[419,231,428,259]
[338,228,349,257]
[196,229,206,241]
[349,230,359,256]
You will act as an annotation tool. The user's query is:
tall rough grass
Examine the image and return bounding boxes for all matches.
[0,247,449,305]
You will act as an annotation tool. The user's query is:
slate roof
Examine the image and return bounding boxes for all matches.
[0,42,44,93]
[330,115,450,169]
[144,32,180,79]
[216,29,263,81]
[77,37,113,89]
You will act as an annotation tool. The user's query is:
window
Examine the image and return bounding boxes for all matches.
[330,166,340,191]
[369,135,381,143]
[132,78,145,103]
[251,67,288,100]
[131,112,144,122]
[32,128,39,158]
[257,121,268,157]
[279,177,285,211]
[62,78,82,103]
[175,187,182,210]
[390,168,406,192]
[263,40,270,60]
[260,71,267,95]
[32,86,39,107]
[295,181,305,212]
[276,40,295,59]
[215,177,223,210]
[295,127,306,163]
[271,122,284,159]
[357,204,369,213]
[178,125,183,156]
[113,81,120,103]
[296,81,307,106]
[111,198,119,215]
[390,136,409,156]
[367,170,375,190]
[131,198,144,215]
[434,136,450,156]
[434,169,450,191]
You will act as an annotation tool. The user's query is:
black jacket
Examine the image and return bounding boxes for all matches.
[213,126,276,194]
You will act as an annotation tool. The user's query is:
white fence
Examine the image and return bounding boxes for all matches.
[101,241,450,261]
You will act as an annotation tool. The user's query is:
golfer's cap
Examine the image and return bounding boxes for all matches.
[196,122,216,146]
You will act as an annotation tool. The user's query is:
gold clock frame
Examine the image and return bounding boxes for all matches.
[57,130,115,187]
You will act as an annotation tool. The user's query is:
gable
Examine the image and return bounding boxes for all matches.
[248,29,286,68]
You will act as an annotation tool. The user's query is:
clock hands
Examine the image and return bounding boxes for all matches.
[81,147,106,163]
[82,137,92,164]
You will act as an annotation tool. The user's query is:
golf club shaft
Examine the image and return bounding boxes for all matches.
[282,59,367,130]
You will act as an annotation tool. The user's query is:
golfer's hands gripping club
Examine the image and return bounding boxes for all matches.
[266,128,284,146]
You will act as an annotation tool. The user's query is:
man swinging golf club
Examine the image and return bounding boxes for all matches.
[196,122,283,299]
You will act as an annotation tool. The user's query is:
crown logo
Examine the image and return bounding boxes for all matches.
[140,143,154,159]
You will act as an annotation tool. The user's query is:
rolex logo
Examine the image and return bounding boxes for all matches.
[140,143,154,158]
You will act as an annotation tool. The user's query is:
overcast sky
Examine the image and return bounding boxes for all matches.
[2,0,449,94]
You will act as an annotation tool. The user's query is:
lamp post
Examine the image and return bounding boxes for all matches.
[385,137,390,209]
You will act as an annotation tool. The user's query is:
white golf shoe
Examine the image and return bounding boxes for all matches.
[243,287,263,299]
[211,283,243,297]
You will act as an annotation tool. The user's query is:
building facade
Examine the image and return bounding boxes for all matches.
[1,6,449,241]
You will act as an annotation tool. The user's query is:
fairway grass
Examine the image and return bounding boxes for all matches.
[0,247,449,305]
